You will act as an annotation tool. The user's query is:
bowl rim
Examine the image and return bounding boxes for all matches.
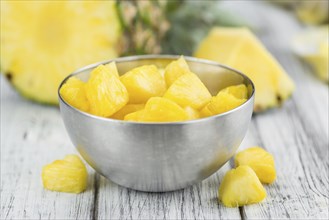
[58,55,255,125]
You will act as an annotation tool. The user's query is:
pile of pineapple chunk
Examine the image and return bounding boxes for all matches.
[60,57,248,122]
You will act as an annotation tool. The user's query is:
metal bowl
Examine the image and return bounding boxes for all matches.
[58,55,255,192]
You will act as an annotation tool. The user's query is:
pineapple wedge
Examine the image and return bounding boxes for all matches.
[235,147,276,184]
[86,64,129,117]
[164,56,191,86]
[60,77,89,112]
[124,97,188,122]
[164,74,212,110]
[194,27,295,112]
[120,65,166,104]
[42,155,88,194]
[218,165,266,207]
[111,104,145,120]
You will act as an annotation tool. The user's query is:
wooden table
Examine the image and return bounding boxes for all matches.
[1,1,328,219]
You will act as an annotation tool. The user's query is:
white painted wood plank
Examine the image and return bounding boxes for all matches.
[95,163,240,220]
[0,78,96,219]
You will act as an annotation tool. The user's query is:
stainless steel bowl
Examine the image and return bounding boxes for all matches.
[58,55,255,192]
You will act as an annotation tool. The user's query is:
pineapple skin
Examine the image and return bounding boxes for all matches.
[218,165,267,207]
[235,147,276,184]
[42,155,88,194]
[194,27,295,112]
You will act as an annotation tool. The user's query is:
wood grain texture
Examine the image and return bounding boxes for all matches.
[1,1,328,219]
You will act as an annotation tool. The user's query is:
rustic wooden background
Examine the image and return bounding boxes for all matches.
[1,1,328,219]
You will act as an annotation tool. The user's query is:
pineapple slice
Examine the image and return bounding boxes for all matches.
[235,147,276,184]
[194,27,295,112]
[220,84,248,99]
[42,155,88,194]
[120,65,166,104]
[0,1,120,104]
[59,77,89,112]
[124,97,188,122]
[164,74,212,110]
[164,56,191,86]
[111,104,145,120]
[185,106,200,120]
[86,64,129,117]
[200,92,247,117]
[218,165,266,207]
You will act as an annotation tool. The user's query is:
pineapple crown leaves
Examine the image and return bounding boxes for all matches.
[115,0,178,55]
[162,1,250,55]
[115,0,249,56]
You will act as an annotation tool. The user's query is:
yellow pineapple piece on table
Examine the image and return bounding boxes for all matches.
[218,165,266,207]
[42,155,88,194]
[184,106,200,120]
[124,97,188,122]
[200,92,246,117]
[235,147,276,184]
[60,77,89,112]
[86,63,128,117]
[164,74,211,110]
[111,104,144,120]
[164,56,191,87]
[120,65,166,104]
[220,84,248,99]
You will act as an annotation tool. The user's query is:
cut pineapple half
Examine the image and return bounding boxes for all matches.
[0,1,120,104]
[42,155,88,194]
[235,147,276,184]
[120,65,167,104]
[194,27,295,112]
[86,64,128,117]
[60,77,89,112]
[218,165,266,207]
[164,73,212,110]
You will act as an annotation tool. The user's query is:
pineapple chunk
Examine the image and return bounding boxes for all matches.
[42,155,88,194]
[86,64,129,117]
[200,92,246,117]
[124,97,188,122]
[60,77,89,112]
[218,165,266,207]
[164,74,212,110]
[120,65,166,104]
[235,147,276,184]
[105,62,120,78]
[124,110,145,122]
[220,84,248,99]
[111,104,144,120]
[194,27,295,112]
[164,56,191,86]
[185,106,200,120]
